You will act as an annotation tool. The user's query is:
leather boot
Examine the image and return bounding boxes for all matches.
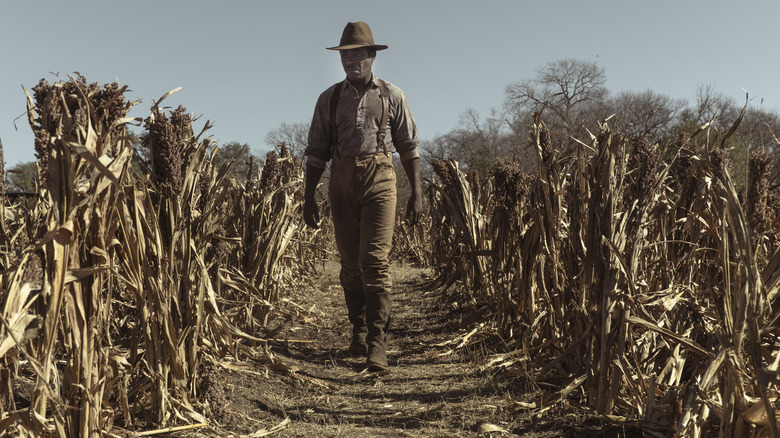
[343,288,367,355]
[365,289,390,371]
[349,328,367,356]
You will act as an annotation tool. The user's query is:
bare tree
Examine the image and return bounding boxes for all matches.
[693,84,740,126]
[505,58,608,141]
[731,106,780,186]
[740,108,780,153]
[420,108,526,179]
[677,85,780,187]
[264,121,309,157]
[689,85,780,153]
[606,89,687,142]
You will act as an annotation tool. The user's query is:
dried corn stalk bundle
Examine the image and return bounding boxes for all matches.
[116,91,239,426]
[429,159,492,304]
[0,142,42,425]
[488,158,534,341]
[0,75,139,436]
[425,180,457,286]
[215,144,307,336]
[289,155,335,276]
[0,142,6,256]
[514,116,569,349]
[0,172,44,426]
[0,141,9,420]
[391,212,432,267]
[425,110,780,436]
[0,77,323,436]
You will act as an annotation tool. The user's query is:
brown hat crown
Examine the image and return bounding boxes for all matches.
[327,21,388,51]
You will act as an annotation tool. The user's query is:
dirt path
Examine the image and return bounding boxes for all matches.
[200,262,628,438]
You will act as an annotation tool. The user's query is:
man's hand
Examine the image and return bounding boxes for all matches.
[401,157,423,226]
[405,191,423,226]
[303,164,326,229]
[303,197,321,229]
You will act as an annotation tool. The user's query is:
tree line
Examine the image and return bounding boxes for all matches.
[5,58,779,192]
[421,58,780,189]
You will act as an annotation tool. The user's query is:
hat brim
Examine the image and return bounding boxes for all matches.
[327,43,388,51]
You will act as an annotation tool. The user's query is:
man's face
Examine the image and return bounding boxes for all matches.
[340,48,374,84]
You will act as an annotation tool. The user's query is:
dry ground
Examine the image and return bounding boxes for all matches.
[162,261,644,438]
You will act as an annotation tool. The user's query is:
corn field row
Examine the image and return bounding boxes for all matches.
[3,74,780,437]
[0,76,328,436]
[423,110,780,436]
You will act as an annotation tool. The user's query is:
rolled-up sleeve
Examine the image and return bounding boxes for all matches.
[305,88,333,169]
[390,87,420,163]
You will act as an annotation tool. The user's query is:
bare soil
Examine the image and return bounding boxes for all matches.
[164,261,643,438]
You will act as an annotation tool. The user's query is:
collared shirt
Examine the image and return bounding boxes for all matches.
[305,75,419,168]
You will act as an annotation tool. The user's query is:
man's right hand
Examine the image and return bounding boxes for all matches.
[303,164,326,229]
[303,197,321,229]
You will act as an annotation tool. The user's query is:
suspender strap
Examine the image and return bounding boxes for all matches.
[329,81,343,158]
[376,79,390,157]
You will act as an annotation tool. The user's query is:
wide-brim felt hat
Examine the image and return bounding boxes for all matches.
[327,21,388,51]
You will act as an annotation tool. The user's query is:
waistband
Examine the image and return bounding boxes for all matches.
[332,154,393,165]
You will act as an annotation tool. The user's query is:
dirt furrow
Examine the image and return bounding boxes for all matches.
[200,262,633,437]
[204,263,502,437]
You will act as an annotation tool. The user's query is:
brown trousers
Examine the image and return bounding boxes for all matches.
[329,154,396,347]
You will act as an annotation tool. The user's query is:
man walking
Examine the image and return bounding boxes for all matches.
[303,21,422,372]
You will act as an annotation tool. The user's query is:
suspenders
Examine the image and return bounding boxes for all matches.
[376,80,390,156]
[329,81,343,155]
[330,79,390,158]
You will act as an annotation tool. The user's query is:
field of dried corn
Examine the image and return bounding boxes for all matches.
[1,76,779,437]
[421,113,780,437]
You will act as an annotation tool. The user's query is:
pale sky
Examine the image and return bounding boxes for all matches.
[1,0,778,166]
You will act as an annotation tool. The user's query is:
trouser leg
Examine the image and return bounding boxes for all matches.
[330,159,366,353]
[341,271,367,354]
[359,157,396,370]
[330,155,396,369]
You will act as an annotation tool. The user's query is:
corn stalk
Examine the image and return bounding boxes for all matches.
[19,75,139,436]
[429,159,491,303]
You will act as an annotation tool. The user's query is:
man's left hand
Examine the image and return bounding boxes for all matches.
[400,157,423,226]
[405,192,423,226]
